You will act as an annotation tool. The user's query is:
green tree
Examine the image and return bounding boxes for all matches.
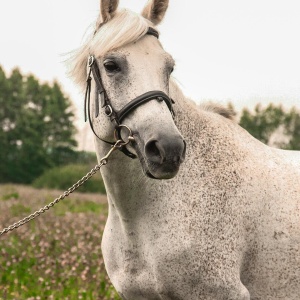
[0,66,77,183]
[284,107,300,150]
[239,103,300,150]
[0,66,11,182]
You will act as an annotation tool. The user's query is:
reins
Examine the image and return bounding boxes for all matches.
[0,126,134,237]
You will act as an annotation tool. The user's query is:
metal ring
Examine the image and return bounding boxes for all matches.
[114,124,134,146]
[88,55,95,67]
[104,105,113,117]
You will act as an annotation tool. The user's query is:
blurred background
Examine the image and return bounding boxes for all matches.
[2,0,300,108]
[0,1,299,298]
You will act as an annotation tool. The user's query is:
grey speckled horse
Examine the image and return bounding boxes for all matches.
[69,0,300,299]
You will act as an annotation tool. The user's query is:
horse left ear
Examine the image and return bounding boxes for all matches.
[141,0,169,25]
[98,0,119,26]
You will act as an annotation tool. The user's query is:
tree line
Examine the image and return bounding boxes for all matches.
[240,103,300,150]
[0,66,79,183]
[0,65,299,184]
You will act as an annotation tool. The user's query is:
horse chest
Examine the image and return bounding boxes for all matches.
[102,219,198,299]
[102,214,240,300]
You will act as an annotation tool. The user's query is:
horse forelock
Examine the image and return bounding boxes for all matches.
[67,9,153,91]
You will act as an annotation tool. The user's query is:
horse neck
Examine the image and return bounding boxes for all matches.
[169,80,261,171]
[169,80,215,145]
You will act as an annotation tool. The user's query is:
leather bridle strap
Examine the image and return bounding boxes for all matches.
[84,60,115,146]
[116,90,175,123]
[85,64,136,158]
[84,27,175,159]
[90,59,175,124]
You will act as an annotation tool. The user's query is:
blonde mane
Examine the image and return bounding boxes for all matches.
[199,102,237,121]
[68,9,153,91]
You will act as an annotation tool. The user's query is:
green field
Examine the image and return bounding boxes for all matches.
[0,184,121,300]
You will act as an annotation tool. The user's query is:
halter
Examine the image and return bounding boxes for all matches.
[84,27,175,159]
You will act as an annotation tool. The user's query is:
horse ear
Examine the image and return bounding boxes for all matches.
[98,0,119,25]
[141,0,169,25]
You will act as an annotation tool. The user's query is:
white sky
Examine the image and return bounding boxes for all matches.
[1,0,300,121]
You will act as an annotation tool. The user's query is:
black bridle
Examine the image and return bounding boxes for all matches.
[84,27,175,159]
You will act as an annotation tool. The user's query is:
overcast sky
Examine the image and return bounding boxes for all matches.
[1,0,300,122]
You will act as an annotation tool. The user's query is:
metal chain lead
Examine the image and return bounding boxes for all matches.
[0,137,130,237]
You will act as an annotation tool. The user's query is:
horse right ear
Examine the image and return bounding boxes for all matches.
[141,0,169,25]
[97,0,119,27]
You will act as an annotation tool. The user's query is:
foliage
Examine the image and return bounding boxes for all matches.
[33,164,106,194]
[0,184,120,299]
[284,107,300,150]
[239,103,300,150]
[0,66,77,184]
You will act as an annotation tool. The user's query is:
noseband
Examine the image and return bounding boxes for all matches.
[84,27,175,159]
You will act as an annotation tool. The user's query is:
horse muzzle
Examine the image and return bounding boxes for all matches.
[141,134,186,179]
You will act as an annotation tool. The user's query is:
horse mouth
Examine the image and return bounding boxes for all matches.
[145,163,181,180]
[133,134,186,180]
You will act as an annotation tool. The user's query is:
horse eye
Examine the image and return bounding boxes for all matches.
[104,61,120,72]
[168,64,175,74]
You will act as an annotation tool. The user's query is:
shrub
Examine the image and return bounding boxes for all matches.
[32,164,106,194]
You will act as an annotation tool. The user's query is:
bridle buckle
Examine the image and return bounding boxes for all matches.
[88,55,95,67]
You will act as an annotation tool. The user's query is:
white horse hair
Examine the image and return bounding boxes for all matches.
[69,0,300,299]
[69,8,151,90]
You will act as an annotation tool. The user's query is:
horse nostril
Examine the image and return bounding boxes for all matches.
[145,140,165,164]
[145,137,186,166]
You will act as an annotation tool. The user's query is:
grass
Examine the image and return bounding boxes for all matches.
[0,184,121,300]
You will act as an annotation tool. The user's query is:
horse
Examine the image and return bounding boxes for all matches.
[69,0,300,299]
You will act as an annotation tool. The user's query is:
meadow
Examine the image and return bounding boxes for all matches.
[0,184,121,300]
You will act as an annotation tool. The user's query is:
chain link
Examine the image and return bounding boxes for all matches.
[0,139,127,237]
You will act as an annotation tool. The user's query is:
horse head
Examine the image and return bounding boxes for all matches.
[72,0,186,179]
